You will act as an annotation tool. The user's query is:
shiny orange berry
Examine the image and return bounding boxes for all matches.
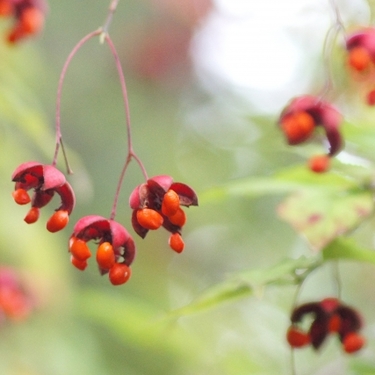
[96,242,116,270]
[281,111,315,145]
[168,207,186,227]
[12,189,30,205]
[286,326,310,348]
[0,1,12,16]
[109,263,131,286]
[162,189,180,217]
[328,314,341,333]
[69,237,91,261]
[70,255,88,271]
[168,233,185,253]
[136,208,163,230]
[46,210,69,233]
[367,89,375,106]
[20,7,44,35]
[24,207,39,224]
[343,332,365,354]
[308,155,330,173]
[348,47,371,72]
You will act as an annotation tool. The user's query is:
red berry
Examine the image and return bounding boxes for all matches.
[162,189,180,217]
[0,1,12,16]
[136,208,163,230]
[24,207,39,224]
[168,207,186,227]
[168,233,185,253]
[343,332,365,354]
[328,314,341,333]
[69,237,91,261]
[109,263,131,286]
[286,326,310,348]
[20,7,44,35]
[281,111,315,145]
[70,255,88,271]
[46,210,69,233]
[367,90,375,106]
[308,155,330,173]
[348,47,371,72]
[96,242,116,270]
[12,189,30,205]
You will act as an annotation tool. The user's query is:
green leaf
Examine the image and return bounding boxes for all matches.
[168,256,321,318]
[323,237,375,264]
[201,165,359,203]
[277,189,373,251]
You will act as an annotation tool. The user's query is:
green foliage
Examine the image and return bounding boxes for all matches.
[169,256,321,318]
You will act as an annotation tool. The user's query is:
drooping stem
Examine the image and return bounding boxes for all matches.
[104,34,148,220]
[52,0,148,220]
[53,29,101,169]
[53,0,121,169]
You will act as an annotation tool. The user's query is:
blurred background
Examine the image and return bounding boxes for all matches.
[1,0,375,374]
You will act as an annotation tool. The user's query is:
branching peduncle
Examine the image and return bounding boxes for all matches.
[104,34,148,220]
[52,0,148,220]
[53,29,101,171]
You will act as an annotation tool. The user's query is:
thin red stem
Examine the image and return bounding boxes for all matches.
[53,30,101,168]
[104,34,148,220]
[53,0,148,220]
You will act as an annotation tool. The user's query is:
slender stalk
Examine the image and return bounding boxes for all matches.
[53,30,101,169]
[104,34,148,220]
[53,0,148,220]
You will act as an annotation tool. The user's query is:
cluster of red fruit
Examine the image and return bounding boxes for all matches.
[278,95,342,173]
[11,163,198,285]
[0,267,34,322]
[0,0,46,43]
[286,298,365,354]
[278,27,375,173]
[346,27,375,105]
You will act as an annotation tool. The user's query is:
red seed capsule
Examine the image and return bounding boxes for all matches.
[348,47,371,72]
[286,326,310,348]
[136,208,163,230]
[367,89,375,106]
[343,332,365,354]
[308,155,330,173]
[20,7,44,35]
[70,255,88,271]
[328,314,341,333]
[46,210,69,233]
[69,237,91,261]
[0,1,12,16]
[96,242,116,270]
[168,207,186,227]
[169,233,185,253]
[162,190,180,217]
[24,207,40,224]
[109,263,131,286]
[12,189,31,205]
[281,111,315,145]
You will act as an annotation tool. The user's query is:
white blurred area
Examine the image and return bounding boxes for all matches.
[191,0,370,114]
